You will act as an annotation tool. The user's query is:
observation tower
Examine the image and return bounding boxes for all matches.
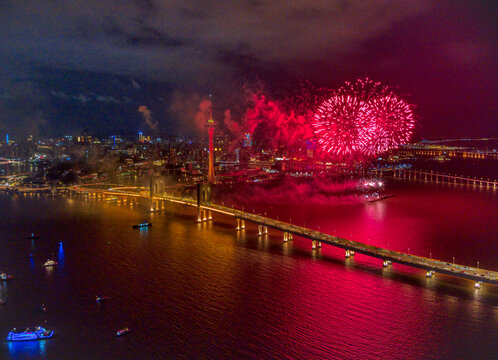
[207,107,215,183]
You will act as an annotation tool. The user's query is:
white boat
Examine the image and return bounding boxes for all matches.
[43,259,58,267]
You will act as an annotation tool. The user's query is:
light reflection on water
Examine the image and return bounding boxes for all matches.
[0,179,496,360]
[57,243,64,267]
[8,339,48,358]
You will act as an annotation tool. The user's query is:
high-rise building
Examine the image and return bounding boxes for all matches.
[243,133,252,147]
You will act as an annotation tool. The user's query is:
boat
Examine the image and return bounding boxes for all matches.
[132,221,151,229]
[365,193,395,202]
[116,327,130,337]
[43,259,58,267]
[0,272,13,281]
[6,327,54,341]
[434,156,450,162]
[96,295,111,303]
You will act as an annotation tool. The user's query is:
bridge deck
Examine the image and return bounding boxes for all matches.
[73,186,498,286]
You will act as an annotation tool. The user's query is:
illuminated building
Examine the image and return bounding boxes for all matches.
[207,107,215,183]
[243,133,252,147]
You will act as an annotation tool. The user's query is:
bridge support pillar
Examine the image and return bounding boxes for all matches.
[208,211,212,220]
[425,270,435,278]
[258,225,263,236]
[312,240,317,250]
[474,281,482,289]
[345,250,351,258]
[383,260,390,267]
[263,226,268,234]
[196,208,204,223]
[283,232,288,242]
[317,241,322,248]
[235,218,246,229]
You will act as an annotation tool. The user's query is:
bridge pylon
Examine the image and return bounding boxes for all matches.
[196,182,212,223]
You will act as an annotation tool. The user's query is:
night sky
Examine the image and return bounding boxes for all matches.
[0,1,496,139]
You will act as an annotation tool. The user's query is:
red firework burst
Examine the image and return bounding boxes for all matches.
[363,93,415,154]
[313,79,415,157]
[313,94,367,155]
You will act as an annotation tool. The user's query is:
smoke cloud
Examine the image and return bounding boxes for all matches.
[223,109,242,138]
[195,99,212,131]
[218,177,364,206]
[138,105,158,130]
[169,91,213,137]
[244,94,313,150]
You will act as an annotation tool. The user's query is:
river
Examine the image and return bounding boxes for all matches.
[0,178,496,359]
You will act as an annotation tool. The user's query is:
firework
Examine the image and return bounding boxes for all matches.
[313,93,367,155]
[312,79,415,157]
[362,93,415,154]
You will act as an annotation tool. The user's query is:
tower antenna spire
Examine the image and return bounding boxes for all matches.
[206,100,215,183]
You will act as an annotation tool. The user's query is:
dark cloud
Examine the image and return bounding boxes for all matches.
[0,0,495,137]
[126,23,184,48]
[0,0,433,82]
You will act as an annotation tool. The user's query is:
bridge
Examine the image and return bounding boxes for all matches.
[393,169,497,188]
[67,184,498,288]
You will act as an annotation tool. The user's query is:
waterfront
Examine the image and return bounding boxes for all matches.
[0,179,497,359]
